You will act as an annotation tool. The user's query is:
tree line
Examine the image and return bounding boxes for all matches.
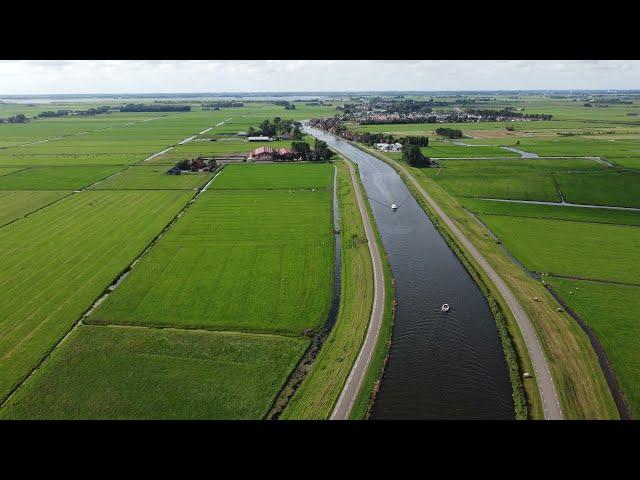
[119,104,191,112]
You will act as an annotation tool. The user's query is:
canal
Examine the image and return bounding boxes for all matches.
[306,126,514,419]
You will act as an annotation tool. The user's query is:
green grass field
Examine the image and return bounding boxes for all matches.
[554,171,640,208]
[91,166,213,190]
[0,325,308,419]
[213,163,333,190]
[481,214,640,284]
[0,190,70,226]
[0,166,126,190]
[547,278,640,417]
[0,190,193,403]
[0,102,343,419]
[461,198,640,226]
[87,189,334,335]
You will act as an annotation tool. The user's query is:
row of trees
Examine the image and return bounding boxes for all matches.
[0,114,29,124]
[37,110,71,118]
[435,127,463,139]
[402,135,430,147]
[76,106,111,116]
[119,103,191,112]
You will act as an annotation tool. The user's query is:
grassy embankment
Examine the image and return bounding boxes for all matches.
[281,157,395,419]
[281,158,375,419]
[363,144,619,419]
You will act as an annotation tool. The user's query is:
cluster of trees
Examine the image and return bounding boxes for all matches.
[466,108,553,120]
[401,144,431,167]
[76,106,111,116]
[290,139,334,162]
[120,103,191,112]
[37,110,71,118]
[0,114,29,124]
[249,117,302,139]
[402,135,429,147]
[355,131,397,145]
[435,127,463,139]
[176,157,217,171]
[202,101,244,110]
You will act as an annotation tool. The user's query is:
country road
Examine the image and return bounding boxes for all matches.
[329,158,386,420]
[377,150,564,420]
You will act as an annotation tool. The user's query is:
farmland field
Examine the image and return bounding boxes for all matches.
[90,165,213,190]
[460,198,640,226]
[480,214,640,284]
[0,190,193,403]
[547,278,640,417]
[0,100,342,419]
[0,325,308,420]
[213,163,333,190]
[0,190,70,226]
[87,188,334,335]
[0,165,126,190]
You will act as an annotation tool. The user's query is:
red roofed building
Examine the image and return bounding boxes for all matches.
[252,146,276,161]
[251,146,294,161]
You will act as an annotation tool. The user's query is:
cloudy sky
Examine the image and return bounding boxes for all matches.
[0,60,638,95]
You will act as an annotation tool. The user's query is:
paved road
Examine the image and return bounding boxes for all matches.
[329,158,387,420]
[379,150,564,420]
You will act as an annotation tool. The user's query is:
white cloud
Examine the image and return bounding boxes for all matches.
[0,60,638,95]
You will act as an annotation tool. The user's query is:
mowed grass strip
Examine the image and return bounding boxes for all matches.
[87,189,334,335]
[0,190,193,403]
[0,325,308,420]
[282,160,374,419]
[213,163,334,190]
[0,191,70,227]
[91,166,213,190]
[547,278,640,417]
[0,166,125,190]
[481,214,640,284]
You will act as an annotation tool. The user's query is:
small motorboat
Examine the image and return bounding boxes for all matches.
[441,303,450,313]
[391,203,398,211]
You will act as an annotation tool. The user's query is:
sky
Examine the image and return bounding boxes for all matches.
[0,60,638,95]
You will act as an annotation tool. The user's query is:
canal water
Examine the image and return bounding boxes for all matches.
[306,126,514,419]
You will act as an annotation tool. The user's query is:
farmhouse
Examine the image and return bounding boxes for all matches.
[248,136,272,142]
[375,142,403,152]
[250,146,293,161]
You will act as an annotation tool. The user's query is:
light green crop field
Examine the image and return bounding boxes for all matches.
[554,171,640,208]
[0,166,125,190]
[0,190,193,403]
[0,325,308,420]
[0,190,70,226]
[437,173,560,201]
[481,214,640,284]
[87,189,334,335]
[0,167,26,176]
[547,278,640,417]
[461,198,640,226]
[0,152,148,166]
[91,166,213,190]
[213,163,333,190]
[420,143,515,158]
